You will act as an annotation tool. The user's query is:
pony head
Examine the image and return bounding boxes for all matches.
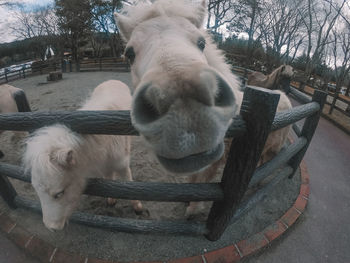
[115,0,241,173]
[24,125,84,231]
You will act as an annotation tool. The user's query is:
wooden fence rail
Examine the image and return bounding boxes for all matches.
[0,58,130,85]
[0,85,326,241]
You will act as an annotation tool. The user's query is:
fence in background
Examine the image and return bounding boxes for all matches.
[0,58,130,85]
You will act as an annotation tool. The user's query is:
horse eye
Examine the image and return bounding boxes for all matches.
[125,47,135,64]
[53,190,65,199]
[197,37,206,51]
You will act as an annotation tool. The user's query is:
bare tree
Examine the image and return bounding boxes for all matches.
[301,0,347,79]
[207,0,243,34]
[11,6,58,39]
[10,5,58,59]
[255,0,306,62]
[90,0,124,57]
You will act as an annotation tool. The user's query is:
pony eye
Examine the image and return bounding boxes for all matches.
[197,37,206,51]
[125,47,136,64]
[53,190,65,199]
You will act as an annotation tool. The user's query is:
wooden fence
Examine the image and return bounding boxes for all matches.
[0,85,326,241]
[290,82,350,117]
[0,58,130,85]
[232,65,350,118]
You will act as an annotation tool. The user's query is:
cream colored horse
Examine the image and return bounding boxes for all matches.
[115,0,292,215]
[24,80,143,231]
[248,65,294,92]
[0,84,31,158]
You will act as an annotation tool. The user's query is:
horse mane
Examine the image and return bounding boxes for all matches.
[121,0,242,105]
[122,0,206,28]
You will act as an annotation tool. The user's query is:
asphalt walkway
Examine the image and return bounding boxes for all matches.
[246,99,350,262]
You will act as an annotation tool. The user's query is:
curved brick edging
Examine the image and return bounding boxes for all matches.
[0,161,309,263]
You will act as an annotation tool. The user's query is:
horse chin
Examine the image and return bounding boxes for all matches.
[156,142,224,174]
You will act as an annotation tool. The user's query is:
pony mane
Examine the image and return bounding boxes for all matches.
[23,124,82,176]
[122,0,206,28]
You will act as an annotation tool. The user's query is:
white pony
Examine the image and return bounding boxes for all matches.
[23,80,143,231]
[115,0,291,215]
[0,84,31,158]
[115,0,291,172]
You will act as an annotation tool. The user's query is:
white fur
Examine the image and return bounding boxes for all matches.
[23,80,142,230]
[116,0,243,173]
[0,84,20,114]
[115,0,292,216]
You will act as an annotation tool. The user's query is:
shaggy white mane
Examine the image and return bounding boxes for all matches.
[23,124,82,176]
[122,0,206,28]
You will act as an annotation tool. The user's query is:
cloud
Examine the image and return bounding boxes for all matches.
[0,0,53,43]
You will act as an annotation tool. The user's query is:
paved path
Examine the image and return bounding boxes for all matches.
[0,232,38,263]
[1,99,349,262]
[246,99,350,263]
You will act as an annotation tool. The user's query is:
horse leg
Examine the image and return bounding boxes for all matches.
[106,171,118,206]
[117,165,143,214]
[185,160,221,218]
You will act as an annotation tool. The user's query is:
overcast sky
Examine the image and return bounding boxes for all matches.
[0,0,53,43]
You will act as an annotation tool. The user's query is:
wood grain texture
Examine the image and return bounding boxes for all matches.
[14,196,208,235]
[271,102,319,131]
[206,86,280,241]
[289,90,327,176]
[0,174,17,208]
[249,137,307,188]
[230,166,293,224]
[0,163,224,202]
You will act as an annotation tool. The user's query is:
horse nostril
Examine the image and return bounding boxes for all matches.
[132,84,161,124]
[215,75,235,107]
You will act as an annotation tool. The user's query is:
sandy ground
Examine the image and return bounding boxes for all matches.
[0,72,301,261]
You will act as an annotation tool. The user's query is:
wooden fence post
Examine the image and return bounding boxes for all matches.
[206,86,280,241]
[5,70,8,83]
[329,91,338,115]
[0,174,17,209]
[289,90,327,176]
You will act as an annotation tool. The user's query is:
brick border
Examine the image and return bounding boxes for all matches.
[0,161,310,263]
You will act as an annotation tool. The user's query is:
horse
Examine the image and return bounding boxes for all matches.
[23,80,143,231]
[115,0,292,216]
[0,84,31,158]
[247,65,294,93]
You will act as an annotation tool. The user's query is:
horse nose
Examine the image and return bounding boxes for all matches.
[132,71,235,125]
[132,84,162,125]
[200,70,235,107]
[43,219,66,231]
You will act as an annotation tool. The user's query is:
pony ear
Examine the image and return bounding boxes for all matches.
[281,65,286,72]
[114,12,134,41]
[194,0,207,28]
[50,149,76,168]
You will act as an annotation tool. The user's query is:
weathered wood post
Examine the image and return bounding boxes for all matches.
[289,90,327,177]
[4,69,8,83]
[329,91,338,115]
[206,86,280,241]
[0,175,17,209]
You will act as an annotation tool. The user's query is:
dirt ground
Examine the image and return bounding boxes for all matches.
[0,72,301,261]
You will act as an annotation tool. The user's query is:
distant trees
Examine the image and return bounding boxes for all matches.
[90,0,124,57]
[55,0,93,68]
[209,0,350,88]
[11,5,58,60]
